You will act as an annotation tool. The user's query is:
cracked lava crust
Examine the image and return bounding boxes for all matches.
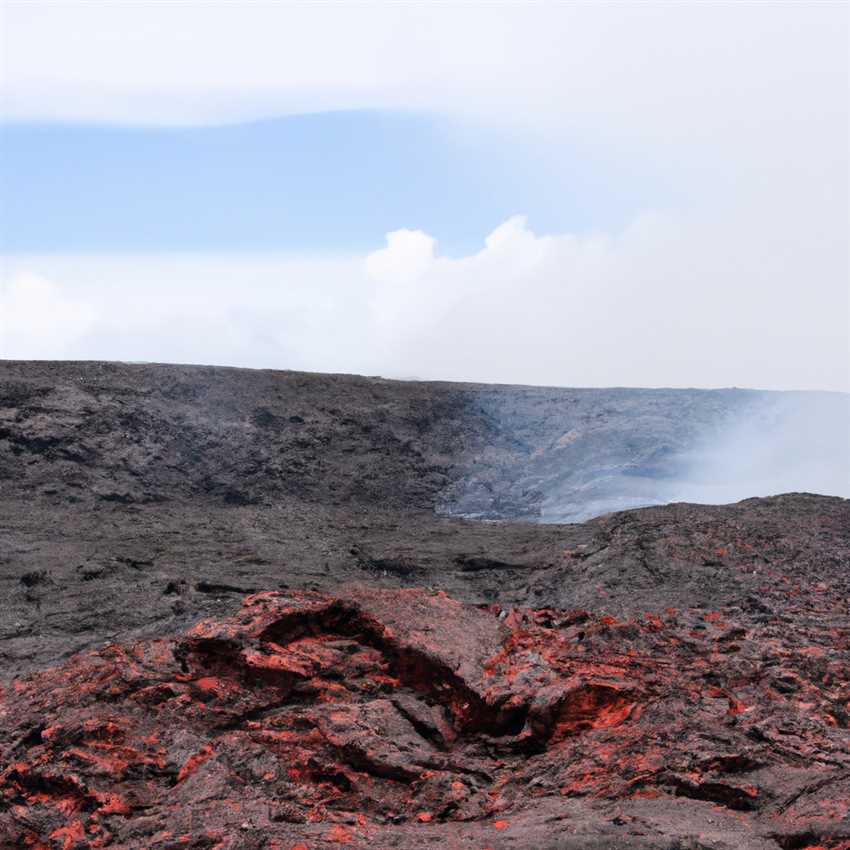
[2,583,849,850]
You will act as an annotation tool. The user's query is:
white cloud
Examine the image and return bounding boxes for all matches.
[0,272,97,359]
[0,4,846,391]
[364,229,435,285]
[2,206,847,391]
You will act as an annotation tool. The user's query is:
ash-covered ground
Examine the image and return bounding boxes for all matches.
[1,362,848,849]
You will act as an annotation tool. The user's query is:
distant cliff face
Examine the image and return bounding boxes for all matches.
[1,361,845,523]
[0,361,473,512]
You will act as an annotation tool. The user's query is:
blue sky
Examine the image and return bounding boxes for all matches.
[1,111,659,255]
[0,2,847,392]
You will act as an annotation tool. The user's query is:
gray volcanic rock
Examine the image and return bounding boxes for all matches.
[0,361,844,525]
[0,361,847,678]
[1,361,849,849]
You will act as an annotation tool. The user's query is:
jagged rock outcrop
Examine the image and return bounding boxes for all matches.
[3,581,849,849]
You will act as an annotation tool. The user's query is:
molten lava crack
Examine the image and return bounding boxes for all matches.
[2,586,849,849]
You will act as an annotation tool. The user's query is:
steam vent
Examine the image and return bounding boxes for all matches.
[1,362,849,849]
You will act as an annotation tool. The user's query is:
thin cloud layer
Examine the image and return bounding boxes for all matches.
[4,2,847,232]
[3,3,846,148]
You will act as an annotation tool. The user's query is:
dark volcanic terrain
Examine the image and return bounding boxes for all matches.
[1,361,848,850]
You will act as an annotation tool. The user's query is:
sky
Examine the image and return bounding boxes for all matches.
[1,1,848,391]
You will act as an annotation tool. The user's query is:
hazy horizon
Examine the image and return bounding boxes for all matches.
[3,356,850,397]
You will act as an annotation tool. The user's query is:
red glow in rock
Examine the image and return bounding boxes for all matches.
[2,584,848,848]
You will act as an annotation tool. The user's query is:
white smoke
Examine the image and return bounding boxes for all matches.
[669,393,850,505]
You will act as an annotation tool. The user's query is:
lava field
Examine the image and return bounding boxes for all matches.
[1,362,848,849]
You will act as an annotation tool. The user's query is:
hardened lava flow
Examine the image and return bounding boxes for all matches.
[1,363,849,849]
[2,582,848,850]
